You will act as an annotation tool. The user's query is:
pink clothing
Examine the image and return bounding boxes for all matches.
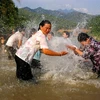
[82,37,100,72]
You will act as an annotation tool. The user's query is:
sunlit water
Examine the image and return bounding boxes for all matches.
[0,36,100,100]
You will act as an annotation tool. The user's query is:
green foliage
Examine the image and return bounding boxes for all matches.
[88,15,100,40]
[0,0,18,26]
[0,0,26,34]
[88,15,100,32]
[18,8,76,31]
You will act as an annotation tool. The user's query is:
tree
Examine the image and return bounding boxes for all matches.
[88,15,100,40]
[0,0,26,34]
[0,0,18,26]
[88,15,100,33]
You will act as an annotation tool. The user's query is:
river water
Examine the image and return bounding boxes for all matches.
[0,37,100,100]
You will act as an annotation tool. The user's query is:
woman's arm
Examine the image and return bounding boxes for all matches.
[74,48,83,56]
[66,45,83,56]
[41,48,68,56]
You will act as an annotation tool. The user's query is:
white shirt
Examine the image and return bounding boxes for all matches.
[6,31,23,49]
[16,30,49,65]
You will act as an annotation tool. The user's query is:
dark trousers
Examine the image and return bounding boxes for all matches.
[5,46,16,59]
[31,59,41,69]
[15,55,33,80]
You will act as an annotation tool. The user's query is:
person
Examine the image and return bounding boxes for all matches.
[0,37,6,53]
[29,28,37,38]
[47,31,54,41]
[22,28,37,44]
[62,31,70,38]
[15,20,68,81]
[5,26,26,59]
[66,32,100,77]
[0,37,5,45]
[29,28,42,69]
[11,29,15,34]
[62,31,73,45]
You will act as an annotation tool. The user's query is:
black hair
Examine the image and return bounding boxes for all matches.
[18,25,26,32]
[38,20,51,30]
[49,31,54,36]
[30,28,37,34]
[78,32,90,42]
[29,28,37,38]
[63,31,70,37]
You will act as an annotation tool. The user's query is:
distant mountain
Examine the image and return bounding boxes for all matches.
[21,7,93,23]
[58,8,75,14]
[23,7,68,18]
[18,7,94,31]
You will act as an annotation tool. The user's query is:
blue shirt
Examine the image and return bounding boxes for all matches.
[33,50,41,61]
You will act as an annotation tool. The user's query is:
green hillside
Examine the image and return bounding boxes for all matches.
[18,8,76,31]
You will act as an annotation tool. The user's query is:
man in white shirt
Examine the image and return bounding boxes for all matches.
[6,26,26,59]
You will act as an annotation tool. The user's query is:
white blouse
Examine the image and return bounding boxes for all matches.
[16,30,49,65]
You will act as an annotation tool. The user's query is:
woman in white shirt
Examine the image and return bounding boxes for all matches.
[15,20,68,81]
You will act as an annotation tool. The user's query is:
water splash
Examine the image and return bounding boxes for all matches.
[41,14,45,20]
[39,20,100,87]
[72,16,88,36]
[40,36,94,82]
[21,19,100,87]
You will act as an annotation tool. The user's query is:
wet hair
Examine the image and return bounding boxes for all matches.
[49,31,54,36]
[18,25,26,32]
[78,32,90,42]
[30,28,37,34]
[29,28,37,37]
[63,31,70,37]
[38,20,51,30]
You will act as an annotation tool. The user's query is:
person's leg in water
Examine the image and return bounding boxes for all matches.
[31,59,42,69]
[31,59,42,80]
[15,55,33,81]
[5,46,12,59]
[97,70,100,78]
[92,66,100,78]
[32,50,42,69]
[11,47,16,58]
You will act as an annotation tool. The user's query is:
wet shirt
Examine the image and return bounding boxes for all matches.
[16,30,48,65]
[82,37,100,70]
[6,31,23,49]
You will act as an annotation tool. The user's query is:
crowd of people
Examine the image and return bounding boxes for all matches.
[1,20,100,82]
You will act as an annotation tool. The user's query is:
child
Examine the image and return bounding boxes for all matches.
[62,31,73,45]
[47,31,54,41]
[66,32,100,77]
[29,28,42,69]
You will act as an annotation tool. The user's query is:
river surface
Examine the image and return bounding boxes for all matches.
[0,42,100,100]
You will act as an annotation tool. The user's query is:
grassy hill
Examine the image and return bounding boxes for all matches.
[18,7,94,32]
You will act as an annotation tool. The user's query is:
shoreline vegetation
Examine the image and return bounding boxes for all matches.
[0,1,100,41]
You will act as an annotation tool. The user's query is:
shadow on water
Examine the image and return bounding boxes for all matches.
[0,41,100,100]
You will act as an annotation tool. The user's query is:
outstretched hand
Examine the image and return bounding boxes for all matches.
[66,45,76,51]
[60,51,68,56]
[66,45,83,56]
